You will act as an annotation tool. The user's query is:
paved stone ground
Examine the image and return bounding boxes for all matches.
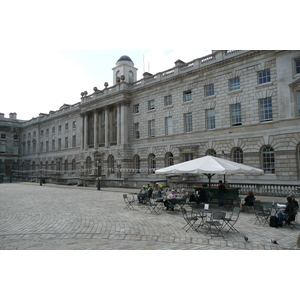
[0,182,299,250]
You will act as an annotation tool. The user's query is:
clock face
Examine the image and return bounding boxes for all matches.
[129,71,133,78]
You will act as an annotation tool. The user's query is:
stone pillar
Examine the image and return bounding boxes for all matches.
[80,113,84,150]
[84,113,88,150]
[117,104,121,146]
[94,110,98,149]
[120,103,127,145]
[105,107,109,147]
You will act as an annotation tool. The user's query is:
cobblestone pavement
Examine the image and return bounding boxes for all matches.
[0,183,299,250]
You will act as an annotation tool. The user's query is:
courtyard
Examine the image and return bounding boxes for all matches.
[0,182,299,250]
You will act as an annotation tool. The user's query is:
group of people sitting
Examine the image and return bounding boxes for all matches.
[163,189,189,211]
[137,182,163,203]
[278,195,299,226]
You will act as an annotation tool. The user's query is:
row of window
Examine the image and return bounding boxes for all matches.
[0,134,18,140]
[134,97,277,138]
[131,146,276,174]
[22,136,77,154]
[133,69,275,114]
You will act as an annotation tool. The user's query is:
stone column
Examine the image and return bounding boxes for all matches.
[84,113,88,150]
[117,104,121,146]
[94,110,98,149]
[120,102,127,145]
[80,113,84,150]
[105,107,109,147]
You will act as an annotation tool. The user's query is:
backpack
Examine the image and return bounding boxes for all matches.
[269,215,278,228]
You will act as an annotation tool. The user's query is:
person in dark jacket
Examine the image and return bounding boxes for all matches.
[218,180,226,206]
[278,196,296,225]
[240,191,255,211]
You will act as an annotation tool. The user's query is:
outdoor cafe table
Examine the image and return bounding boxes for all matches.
[191,207,222,231]
[262,202,286,214]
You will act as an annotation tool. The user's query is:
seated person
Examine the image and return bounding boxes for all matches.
[178,188,189,202]
[138,185,149,203]
[278,196,296,225]
[240,191,255,212]
[164,189,177,211]
[290,194,299,209]
[195,188,206,204]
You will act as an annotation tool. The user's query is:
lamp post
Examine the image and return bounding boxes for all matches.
[97,160,101,191]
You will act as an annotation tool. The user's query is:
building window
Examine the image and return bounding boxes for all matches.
[231,103,242,126]
[148,120,155,137]
[72,121,76,129]
[165,152,174,167]
[259,97,273,121]
[58,125,61,132]
[0,134,6,139]
[41,130,44,136]
[262,146,275,174]
[0,145,6,153]
[14,134,18,140]
[296,59,300,74]
[184,91,192,102]
[72,159,76,172]
[58,138,61,150]
[184,113,193,133]
[148,100,155,110]
[165,117,173,136]
[133,104,139,114]
[108,155,115,175]
[72,135,76,148]
[206,149,216,157]
[13,145,18,155]
[165,95,172,106]
[184,153,193,162]
[149,154,156,173]
[134,123,140,139]
[232,148,244,164]
[65,123,69,131]
[46,141,49,152]
[133,155,140,173]
[64,160,68,171]
[46,128,49,135]
[52,127,55,134]
[206,109,215,130]
[65,137,68,149]
[229,77,240,91]
[205,84,214,97]
[258,69,271,84]
[40,142,43,152]
[297,91,300,116]
[52,140,55,151]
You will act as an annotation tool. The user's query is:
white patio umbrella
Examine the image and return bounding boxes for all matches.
[155,155,264,190]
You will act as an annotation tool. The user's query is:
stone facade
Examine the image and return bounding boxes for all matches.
[1,50,300,188]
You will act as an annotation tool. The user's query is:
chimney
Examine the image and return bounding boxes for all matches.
[0,113,4,119]
[9,112,17,119]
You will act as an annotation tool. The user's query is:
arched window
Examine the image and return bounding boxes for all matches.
[64,160,68,171]
[149,154,156,174]
[133,155,140,173]
[206,149,216,157]
[86,157,92,174]
[232,148,243,164]
[165,152,174,167]
[262,146,275,174]
[108,155,115,175]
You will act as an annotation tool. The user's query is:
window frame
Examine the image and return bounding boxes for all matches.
[184,113,193,133]
[259,97,273,122]
[229,77,240,91]
[183,90,192,102]
[258,69,271,84]
[231,103,242,126]
[206,108,216,130]
[205,84,215,97]
[165,116,173,136]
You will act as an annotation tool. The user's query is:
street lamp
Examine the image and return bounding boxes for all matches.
[97,160,101,191]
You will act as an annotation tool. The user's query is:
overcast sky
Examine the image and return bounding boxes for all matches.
[0,50,211,120]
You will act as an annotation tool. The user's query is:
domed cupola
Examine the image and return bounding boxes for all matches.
[112,55,138,84]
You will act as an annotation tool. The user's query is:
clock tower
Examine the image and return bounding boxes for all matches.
[112,55,138,84]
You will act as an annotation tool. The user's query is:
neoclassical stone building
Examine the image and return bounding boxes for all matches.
[1,50,300,192]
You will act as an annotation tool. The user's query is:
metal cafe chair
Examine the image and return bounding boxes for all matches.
[181,208,198,232]
[145,198,159,214]
[123,194,135,210]
[223,207,240,233]
[205,211,226,239]
[254,205,270,226]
